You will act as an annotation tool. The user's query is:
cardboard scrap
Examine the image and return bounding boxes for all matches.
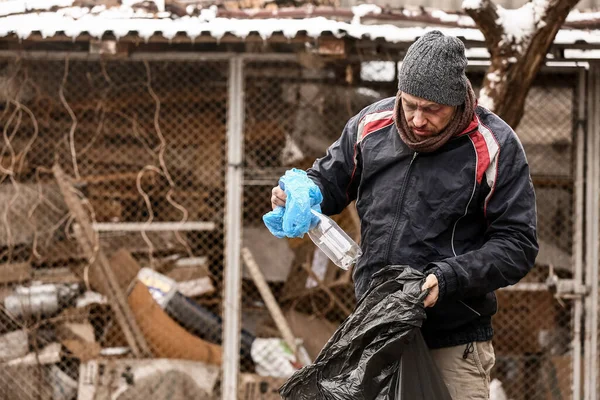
[0,183,67,247]
[62,340,101,363]
[494,290,557,354]
[127,282,222,365]
[59,322,100,362]
[543,354,577,400]
[242,227,293,282]
[60,322,95,343]
[285,310,337,361]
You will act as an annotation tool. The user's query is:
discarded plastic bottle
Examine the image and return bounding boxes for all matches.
[308,209,362,270]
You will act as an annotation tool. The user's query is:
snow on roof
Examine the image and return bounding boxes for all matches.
[0,0,74,17]
[0,2,598,46]
[350,4,381,25]
[565,9,600,23]
[430,9,475,26]
[564,49,600,58]
[0,5,485,42]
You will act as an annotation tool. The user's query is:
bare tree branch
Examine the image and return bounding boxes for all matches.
[464,0,502,49]
[464,0,580,128]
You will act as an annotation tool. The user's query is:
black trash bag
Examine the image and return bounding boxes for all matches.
[279,265,452,400]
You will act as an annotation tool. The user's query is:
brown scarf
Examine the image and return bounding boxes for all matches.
[394,81,477,153]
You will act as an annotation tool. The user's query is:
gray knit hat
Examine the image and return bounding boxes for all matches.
[398,30,468,106]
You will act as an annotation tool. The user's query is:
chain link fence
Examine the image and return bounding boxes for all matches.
[0,57,228,399]
[0,54,585,399]
[239,60,581,400]
[490,72,579,400]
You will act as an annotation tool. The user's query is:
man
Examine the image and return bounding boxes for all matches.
[270,30,538,399]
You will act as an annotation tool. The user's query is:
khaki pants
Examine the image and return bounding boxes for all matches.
[430,341,496,400]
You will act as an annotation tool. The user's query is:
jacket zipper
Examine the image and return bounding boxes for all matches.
[383,151,418,264]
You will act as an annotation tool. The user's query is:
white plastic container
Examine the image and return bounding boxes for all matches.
[308,210,362,270]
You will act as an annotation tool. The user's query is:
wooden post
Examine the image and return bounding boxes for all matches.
[241,247,297,355]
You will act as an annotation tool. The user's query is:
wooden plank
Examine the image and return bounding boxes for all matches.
[241,247,297,355]
[53,164,151,358]
[0,262,31,284]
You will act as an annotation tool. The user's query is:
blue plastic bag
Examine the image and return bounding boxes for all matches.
[263,169,323,238]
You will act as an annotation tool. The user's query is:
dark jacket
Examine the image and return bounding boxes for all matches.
[307,97,538,349]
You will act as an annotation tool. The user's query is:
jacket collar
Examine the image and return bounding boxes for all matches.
[455,114,480,137]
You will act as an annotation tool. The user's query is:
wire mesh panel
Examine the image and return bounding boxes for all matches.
[0,57,228,399]
[485,72,579,400]
[590,62,600,400]
[0,51,584,399]
[239,59,580,400]
[238,57,397,388]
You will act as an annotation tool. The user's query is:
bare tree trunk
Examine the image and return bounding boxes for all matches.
[464,0,580,128]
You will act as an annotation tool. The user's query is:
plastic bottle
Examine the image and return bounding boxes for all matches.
[308,209,362,270]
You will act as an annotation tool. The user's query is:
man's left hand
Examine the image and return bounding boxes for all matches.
[422,274,439,308]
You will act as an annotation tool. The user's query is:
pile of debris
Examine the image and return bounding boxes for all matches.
[0,159,362,400]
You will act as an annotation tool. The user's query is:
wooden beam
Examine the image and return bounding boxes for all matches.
[241,247,297,355]
[53,164,151,358]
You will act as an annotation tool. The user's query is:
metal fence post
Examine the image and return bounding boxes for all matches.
[222,55,244,400]
[584,62,600,400]
[572,67,586,400]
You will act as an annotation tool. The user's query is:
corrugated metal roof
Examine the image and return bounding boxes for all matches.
[0,2,599,46]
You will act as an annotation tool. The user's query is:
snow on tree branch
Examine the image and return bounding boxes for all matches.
[465,0,579,55]
[462,0,579,128]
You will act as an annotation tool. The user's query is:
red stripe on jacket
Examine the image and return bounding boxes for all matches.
[361,117,394,140]
[469,130,490,185]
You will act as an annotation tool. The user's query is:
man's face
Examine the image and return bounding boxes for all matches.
[401,92,457,138]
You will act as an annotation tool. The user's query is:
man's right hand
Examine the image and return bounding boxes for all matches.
[271,186,287,210]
